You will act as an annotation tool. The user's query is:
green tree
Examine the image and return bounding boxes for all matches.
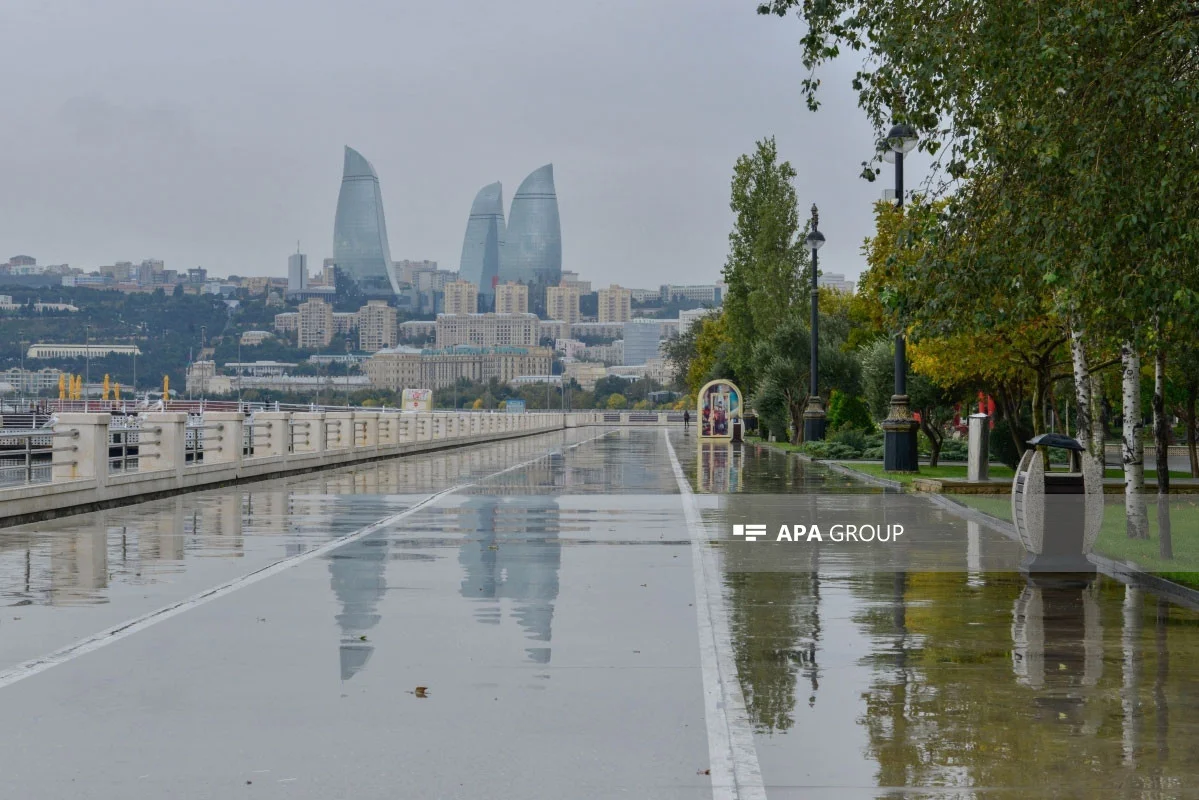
[722,138,806,390]
[606,393,628,410]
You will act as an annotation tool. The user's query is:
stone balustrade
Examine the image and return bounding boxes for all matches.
[1,410,633,527]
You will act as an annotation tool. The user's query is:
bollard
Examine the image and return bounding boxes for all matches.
[967,413,989,482]
[52,413,111,484]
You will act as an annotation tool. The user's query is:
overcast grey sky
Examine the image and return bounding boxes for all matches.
[0,0,928,288]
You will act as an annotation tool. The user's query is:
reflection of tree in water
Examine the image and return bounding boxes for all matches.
[851,572,1197,793]
[459,494,561,663]
[328,535,389,680]
[726,569,821,733]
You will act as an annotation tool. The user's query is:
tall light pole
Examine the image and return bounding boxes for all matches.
[882,122,920,472]
[803,205,827,442]
[84,323,91,411]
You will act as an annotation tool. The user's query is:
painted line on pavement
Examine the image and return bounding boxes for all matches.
[0,428,613,691]
[664,430,767,800]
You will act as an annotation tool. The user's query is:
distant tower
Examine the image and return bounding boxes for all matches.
[458,182,505,306]
[332,146,398,296]
[500,164,561,316]
[287,247,308,293]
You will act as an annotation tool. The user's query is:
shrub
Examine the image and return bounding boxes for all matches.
[939,439,969,462]
[827,390,875,431]
[862,445,885,460]
[830,427,869,452]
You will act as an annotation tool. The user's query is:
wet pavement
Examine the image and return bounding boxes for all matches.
[0,428,1197,798]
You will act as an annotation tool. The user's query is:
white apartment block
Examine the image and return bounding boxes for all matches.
[443,280,479,315]
[298,298,334,350]
[546,284,582,324]
[597,284,633,323]
[435,313,540,348]
[358,300,398,352]
[494,282,529,315]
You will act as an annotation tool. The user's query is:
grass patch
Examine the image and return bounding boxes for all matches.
[838,462,1015,486]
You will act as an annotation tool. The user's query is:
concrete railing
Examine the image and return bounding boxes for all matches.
[0,409,618,527]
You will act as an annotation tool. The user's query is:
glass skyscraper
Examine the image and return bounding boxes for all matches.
[499,164,562,289]
[458,181,505,304]
[332,146,399,296]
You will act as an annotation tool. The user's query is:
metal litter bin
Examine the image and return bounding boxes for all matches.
[1012,433,1103,582]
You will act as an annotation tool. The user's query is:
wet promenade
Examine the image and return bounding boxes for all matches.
[0,428,1195,798]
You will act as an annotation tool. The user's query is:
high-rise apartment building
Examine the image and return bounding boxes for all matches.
[332,146,398,295]
[298,298,334,349]
[560,270,592,294]
[287,253,308,292]
[443,280,479,315]
[435,313,540,348]
[495,282,529,315]
[357,300,398,352]
[546,284,581,324]
[499,164,562,287]
[659,284,723,305]
[598,284,633,323]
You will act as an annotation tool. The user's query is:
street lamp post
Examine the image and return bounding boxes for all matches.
[882,123,920,472]
[803,204,827,442]
[84,323,91,411]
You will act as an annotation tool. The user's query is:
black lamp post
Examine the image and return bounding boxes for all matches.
[802,204,827,442]
[882,122,920,472]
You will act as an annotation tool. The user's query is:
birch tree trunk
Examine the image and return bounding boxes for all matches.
[1122,341,1149,539]
[1153,344,1172,558]
[1070,328,1104,485]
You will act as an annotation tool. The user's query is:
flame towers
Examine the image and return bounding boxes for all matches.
[458,181,506,305]
[499,164,561,314]
[332,146,399,296]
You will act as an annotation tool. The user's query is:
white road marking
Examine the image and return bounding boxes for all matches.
[0,429,612,691]
[664,431,767,800]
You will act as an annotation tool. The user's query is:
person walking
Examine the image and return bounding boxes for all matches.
[683,409,690,432]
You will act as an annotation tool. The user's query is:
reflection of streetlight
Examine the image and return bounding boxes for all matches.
[803,205,827,442]
[882,123,919,472]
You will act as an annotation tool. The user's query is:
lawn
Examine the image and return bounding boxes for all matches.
[953,493,1199,589]
[837,461,1187,486]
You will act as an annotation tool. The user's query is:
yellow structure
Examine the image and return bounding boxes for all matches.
[102,374,111,400]
[163,375,170,399]
[113,382,121,401]
[58,373,66,399]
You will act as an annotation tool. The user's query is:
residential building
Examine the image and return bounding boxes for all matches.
[495,282,529,315]
[659,284,722,305]
[239,330,273,346]
[398,320,437,342]
[539,320,569,342]
[623,319,664,365]
[458,181,505,304]
[546,284,581,324]
[0,367,64,394]
[598,284,633,323]
[435,313,540,348]
[0,295,78,313]
[298,298,335,349]
[629,287,658,304]
[563,361,607,390]
[287,252,308,293]
[27,344,141,359]
[394,259,439,285]
[570,321,625,340]
[273,312,299,334]
[443,280,479,315]
[365,345,553,391]
[579,340,624,365]
[818,272,857,293]
[560,270,591,294]
[332,146,398,295]
[357,300,398,352]
[678,307,711,336]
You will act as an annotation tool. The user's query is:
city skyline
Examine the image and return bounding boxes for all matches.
[332,146,398,295]
[0,1,928,289]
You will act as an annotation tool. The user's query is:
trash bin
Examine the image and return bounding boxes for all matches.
[1011,433,1101,582]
